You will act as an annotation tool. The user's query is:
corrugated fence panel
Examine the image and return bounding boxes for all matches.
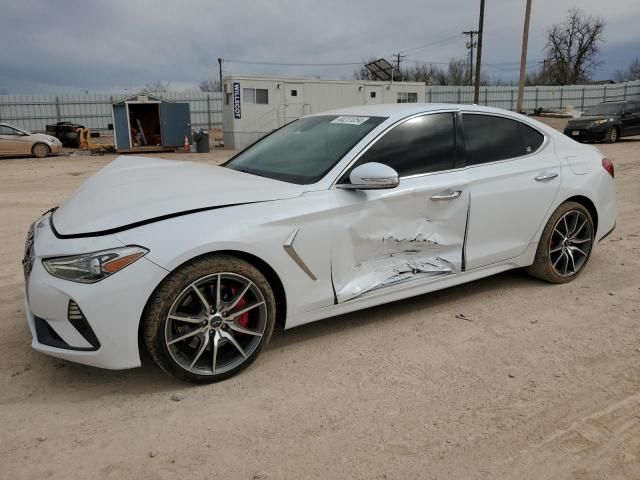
[0,82,638,132]
[425,79,640,111]
[0,92,223,133]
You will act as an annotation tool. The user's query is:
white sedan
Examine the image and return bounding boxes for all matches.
[22,104,616,382]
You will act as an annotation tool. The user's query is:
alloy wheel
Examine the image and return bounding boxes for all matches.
[164,272,268,376]
[549,210,593,277]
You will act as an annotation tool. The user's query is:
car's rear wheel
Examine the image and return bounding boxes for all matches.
[32,143,50,158]
[526,201,594,283]
[605,126,619,144]
[143,254,276,383]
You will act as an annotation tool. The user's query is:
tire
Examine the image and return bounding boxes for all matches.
[604,126,619,144]
[143,254,276,383]
[31,143,50,158]
[526,201,595,284]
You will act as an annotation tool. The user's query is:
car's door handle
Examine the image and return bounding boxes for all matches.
[534,172,558,182]
[430,190,462,201]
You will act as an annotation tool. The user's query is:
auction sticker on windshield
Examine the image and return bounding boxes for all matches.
[331,116,370,125]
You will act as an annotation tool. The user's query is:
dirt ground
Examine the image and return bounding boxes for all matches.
[1,119,639,480]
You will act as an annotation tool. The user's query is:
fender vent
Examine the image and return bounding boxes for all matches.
[67,300,100,349]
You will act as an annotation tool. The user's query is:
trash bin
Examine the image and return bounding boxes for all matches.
[193,129,210,153]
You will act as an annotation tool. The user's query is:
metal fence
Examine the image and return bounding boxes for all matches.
[2,80,639,133]
[426,80,640,111]
[0,92,223,133]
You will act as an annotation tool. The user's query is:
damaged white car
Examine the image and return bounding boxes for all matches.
[23,104,616,382]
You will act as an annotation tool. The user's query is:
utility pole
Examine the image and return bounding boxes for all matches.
[462,31,478,86]
[394,53,406,81]
[516,0,533,113]
[217,58,223,92]
[473,0,485,104]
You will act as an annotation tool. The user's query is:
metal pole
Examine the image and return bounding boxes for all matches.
[55,96,61,123]
[580,87,585,110]
[218,58,223,92]
[474,0,485,103]
[516,0,532,113]
[207,94,212,129]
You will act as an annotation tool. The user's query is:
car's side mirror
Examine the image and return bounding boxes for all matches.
[337,162,399,190]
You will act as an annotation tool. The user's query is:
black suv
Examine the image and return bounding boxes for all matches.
[564,100,640,143]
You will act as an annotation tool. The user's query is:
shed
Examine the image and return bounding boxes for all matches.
[222,76,426,150]
[111,93,191,152]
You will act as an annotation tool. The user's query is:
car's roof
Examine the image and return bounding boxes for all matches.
[311,103,528,122]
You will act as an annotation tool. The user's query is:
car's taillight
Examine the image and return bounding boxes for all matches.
[602,158,614,178]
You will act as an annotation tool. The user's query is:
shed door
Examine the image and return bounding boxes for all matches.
[113,104,130,150]
[283,84,306,123]
[160,103,191,147]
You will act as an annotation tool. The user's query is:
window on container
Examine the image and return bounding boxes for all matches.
[290,89,298,97]
[225,93,231,105]
[243,88,256,104]
[347,113,456,178]
[463,114,544,164]
[256,89,269,104]
[370,91,376,98]
[397,92,418,103]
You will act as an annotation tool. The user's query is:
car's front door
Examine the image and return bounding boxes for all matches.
[461,113,561,269]
[329,112,470,302]
[621,102,640,135]
[0,125,28,155]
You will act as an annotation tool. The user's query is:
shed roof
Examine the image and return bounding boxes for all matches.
[111,92,171,105]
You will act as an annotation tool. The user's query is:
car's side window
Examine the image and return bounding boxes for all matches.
[519,122,544,153]
[0,125,18,135]
[354,113,456,178]
[463,114,542,165]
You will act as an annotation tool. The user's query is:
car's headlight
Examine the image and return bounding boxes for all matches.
[592,119,610,126]
[42,246,148,283]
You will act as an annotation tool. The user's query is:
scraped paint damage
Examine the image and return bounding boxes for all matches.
[334,218,461,302]
[330,184,469,303]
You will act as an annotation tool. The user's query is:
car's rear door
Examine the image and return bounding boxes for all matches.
[461,113,560,269]
[329,112,470,302]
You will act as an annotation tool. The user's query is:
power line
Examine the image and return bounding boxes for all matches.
[222,59,363,67]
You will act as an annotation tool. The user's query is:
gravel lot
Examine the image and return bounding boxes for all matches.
[1,119,639,479]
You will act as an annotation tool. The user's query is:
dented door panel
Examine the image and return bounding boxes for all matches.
[330,172,470,302]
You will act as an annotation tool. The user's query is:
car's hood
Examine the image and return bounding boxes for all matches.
[30,133,59,143]
[568,115,615,124]
[52,156,304,237]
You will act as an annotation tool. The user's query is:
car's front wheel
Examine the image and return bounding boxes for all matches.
[526,201,595,283]
[143,254,276,383]
[604,126,619,144]
[32,143,50,158]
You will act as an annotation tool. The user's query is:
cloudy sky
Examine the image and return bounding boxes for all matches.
[0,0,638,94]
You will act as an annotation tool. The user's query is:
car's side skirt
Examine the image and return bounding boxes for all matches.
[285,259,522,329]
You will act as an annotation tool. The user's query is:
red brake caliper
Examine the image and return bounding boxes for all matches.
[229,286,250,328]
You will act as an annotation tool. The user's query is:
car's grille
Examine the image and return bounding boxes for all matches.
[22,223,35,281]
[568,120,595,128]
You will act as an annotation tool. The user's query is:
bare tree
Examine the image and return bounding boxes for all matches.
[543,8,605,85]
[446,59,470,86]
[199,79,220,92]
[613,57,640,82]
[142,81,171,95]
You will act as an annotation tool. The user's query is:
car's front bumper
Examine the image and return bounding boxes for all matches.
[49,143,63,155]
[563,126,608,141]
[23,213,169,369]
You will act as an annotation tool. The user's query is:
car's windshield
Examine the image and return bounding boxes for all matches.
[583,104,623,116]
[224,115,387,184]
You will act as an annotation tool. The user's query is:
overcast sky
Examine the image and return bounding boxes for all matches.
[0,0,638,94]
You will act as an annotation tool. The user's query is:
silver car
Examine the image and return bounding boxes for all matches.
[0,122,63,158]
